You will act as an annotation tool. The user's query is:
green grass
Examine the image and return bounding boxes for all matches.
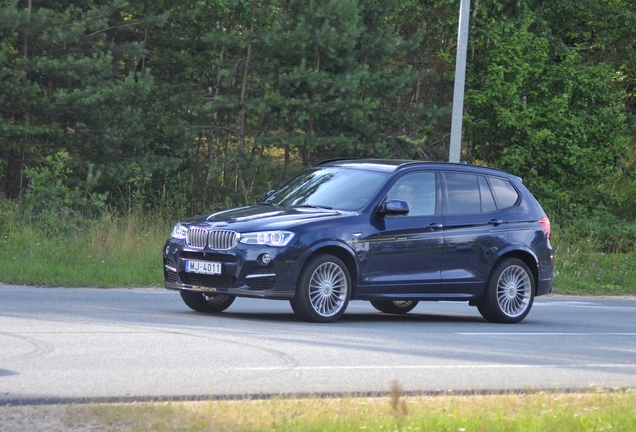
[0,213,168,287]
[65,390,636,431]
[1,207,635,295]
[553,229,636,295]
[554,250,636,295]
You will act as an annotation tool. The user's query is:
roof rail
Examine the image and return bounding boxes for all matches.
[313,157,364,166]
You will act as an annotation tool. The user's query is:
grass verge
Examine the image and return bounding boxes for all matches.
[65,390,636,431]
[0,213,167,287]
[1,210,635,295]
[554,250,636,295]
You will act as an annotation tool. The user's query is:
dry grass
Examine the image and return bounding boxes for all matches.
[66,389,636,431]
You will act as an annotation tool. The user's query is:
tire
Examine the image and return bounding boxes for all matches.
[477,258,535,323]
[370,300,419,314]
[180,291,235,313]
[291,254,351,323]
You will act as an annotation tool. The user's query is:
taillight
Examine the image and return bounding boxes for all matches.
[538,217,552,240]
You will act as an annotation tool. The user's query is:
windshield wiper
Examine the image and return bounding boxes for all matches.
[295,204,333,210]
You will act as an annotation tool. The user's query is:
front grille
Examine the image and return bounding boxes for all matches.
[185,228,239,250]
[181,273,236,288]
[186,228,208,249]
[208,230,239,250]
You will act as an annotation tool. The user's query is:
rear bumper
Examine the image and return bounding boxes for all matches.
[536,276,553,296]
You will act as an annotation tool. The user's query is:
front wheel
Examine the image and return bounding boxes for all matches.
[370,300,419,314]
[291,254,351,323]
[477,258,535,323]
[180,291,235,313]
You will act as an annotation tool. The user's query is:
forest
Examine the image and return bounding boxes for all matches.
[1,0,635,253]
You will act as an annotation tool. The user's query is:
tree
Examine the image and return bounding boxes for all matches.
[0,0,168,204]
[465,2,632,215]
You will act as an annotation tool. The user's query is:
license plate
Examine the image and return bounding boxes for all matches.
[185,260,222,275]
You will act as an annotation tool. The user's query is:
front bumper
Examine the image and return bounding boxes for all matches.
[163,239,298,299]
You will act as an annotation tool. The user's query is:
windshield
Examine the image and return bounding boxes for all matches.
[264,167,388,211]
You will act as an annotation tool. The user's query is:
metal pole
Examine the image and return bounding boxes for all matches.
[449,0,471,163]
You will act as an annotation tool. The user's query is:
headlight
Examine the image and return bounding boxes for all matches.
[239,231,294,247]
[171,223,188,239]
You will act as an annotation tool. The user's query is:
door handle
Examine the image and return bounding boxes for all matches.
[427,222,443,230]
[488,219,504,226]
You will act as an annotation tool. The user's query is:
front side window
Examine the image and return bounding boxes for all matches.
[386,172,436,216]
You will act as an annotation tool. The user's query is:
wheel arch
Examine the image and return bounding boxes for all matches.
[492,248,539,293]
[294,242,359,297]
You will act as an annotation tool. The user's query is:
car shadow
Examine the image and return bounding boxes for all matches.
[183,310,486,324]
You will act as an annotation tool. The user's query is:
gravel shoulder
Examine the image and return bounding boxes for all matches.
[0,405,104,432]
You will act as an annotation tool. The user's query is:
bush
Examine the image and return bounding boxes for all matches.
[22,151,108,234]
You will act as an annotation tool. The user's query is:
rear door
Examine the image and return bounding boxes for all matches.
[440,172,511,295]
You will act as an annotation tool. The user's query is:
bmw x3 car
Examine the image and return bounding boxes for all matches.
[163,158,554,323]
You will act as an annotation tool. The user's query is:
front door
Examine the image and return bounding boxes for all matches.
[366,172,444,294]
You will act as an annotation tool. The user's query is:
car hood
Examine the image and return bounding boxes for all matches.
[182,205,346,232]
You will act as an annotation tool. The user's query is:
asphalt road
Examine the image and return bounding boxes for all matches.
[1,284,635,403]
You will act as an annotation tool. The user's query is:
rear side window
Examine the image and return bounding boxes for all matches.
[443,173,481,215]
[489,177,519,209]
[479,176,497,213]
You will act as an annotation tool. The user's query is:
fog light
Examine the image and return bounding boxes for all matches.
[259,253,271,265]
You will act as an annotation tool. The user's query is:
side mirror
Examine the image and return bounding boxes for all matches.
[379,199,410,215]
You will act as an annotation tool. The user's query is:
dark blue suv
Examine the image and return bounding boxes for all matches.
[163,159,554,323]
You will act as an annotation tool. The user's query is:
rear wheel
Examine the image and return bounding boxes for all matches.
[180,291,235,313]
[477,258,534,323]
[370,300,419,314]
[291,254,351,323]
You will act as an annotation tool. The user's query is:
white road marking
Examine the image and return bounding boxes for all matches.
[534,302,636,310]
[457,333,636,336]
[230,364,636,371]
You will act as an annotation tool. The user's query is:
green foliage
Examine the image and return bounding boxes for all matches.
[23,151,72,216]
[22,150,108,234]
[124,162,152,213]
[465,6,633,216]
[0,0,169,201]
[0,0,635,257]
